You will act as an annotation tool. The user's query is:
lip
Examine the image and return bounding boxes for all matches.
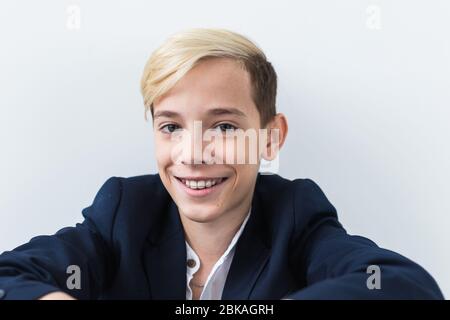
[175,176,225,180]
[172,175,229,198]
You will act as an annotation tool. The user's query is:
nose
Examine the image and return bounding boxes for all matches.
[177,121,214,165]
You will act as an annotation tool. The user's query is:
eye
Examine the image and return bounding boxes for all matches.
[215,123,238,132]
[160,124,181,134]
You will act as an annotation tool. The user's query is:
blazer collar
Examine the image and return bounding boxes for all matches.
[143,174,270,300]
[221,187,271,299]
[144,199,187,299]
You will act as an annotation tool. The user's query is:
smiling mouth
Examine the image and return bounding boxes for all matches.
[174,176,229,190]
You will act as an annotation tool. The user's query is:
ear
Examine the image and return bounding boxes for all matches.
[261,113,288,161]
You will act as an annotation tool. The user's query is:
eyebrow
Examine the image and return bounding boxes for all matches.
[153,107,247,120]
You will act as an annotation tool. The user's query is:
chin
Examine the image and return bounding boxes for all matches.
[178,204,224,223]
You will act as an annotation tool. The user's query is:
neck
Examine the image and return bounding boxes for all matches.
[180,202,251,262]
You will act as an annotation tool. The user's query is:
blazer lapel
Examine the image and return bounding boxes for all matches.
[143,200,187,299]
[222,188,271,299]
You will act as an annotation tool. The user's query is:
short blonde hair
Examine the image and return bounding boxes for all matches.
[140,28,277,126]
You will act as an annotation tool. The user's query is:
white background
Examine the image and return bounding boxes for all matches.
[1,0,449,298]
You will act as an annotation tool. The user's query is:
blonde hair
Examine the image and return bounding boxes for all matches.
[140,28,277,126]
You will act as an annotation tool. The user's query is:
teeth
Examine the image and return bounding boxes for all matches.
[181,178,224,190]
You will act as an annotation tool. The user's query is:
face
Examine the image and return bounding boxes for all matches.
[152,57,285,224]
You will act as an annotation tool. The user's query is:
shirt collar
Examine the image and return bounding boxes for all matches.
[185,206,252,274]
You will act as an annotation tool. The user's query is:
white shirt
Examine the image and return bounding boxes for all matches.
[185,207,252,300]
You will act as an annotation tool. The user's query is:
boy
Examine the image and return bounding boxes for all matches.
[0,28,443,300]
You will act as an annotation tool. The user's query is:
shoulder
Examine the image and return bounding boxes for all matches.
[255,173,336,211]
[92,173,167,201]
[83,173,170,229]
[256,173,329,196]
[255,174,338,235]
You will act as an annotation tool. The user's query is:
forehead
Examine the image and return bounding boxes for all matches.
[153,58,256,118]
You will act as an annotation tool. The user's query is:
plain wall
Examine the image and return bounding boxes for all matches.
[1,0,449,297]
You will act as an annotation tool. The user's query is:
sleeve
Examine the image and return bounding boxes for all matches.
[0,177,122,300]
[285,179,444,300]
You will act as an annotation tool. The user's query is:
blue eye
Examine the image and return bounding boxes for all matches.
[160,124,181,133]
[216,123,237,132]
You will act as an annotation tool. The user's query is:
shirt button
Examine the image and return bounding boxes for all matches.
[187,259,196,268]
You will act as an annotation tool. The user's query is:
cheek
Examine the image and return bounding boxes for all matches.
[202,138,234,165]
[154,139,174,166]
[215,136,260,165]
[232,165,259,197]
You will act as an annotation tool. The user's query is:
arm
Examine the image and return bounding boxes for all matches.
[39,292,76,300]
[0,177,122,300]
[286,179,444,300]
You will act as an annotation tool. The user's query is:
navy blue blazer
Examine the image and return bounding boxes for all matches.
[0,173,444,300]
